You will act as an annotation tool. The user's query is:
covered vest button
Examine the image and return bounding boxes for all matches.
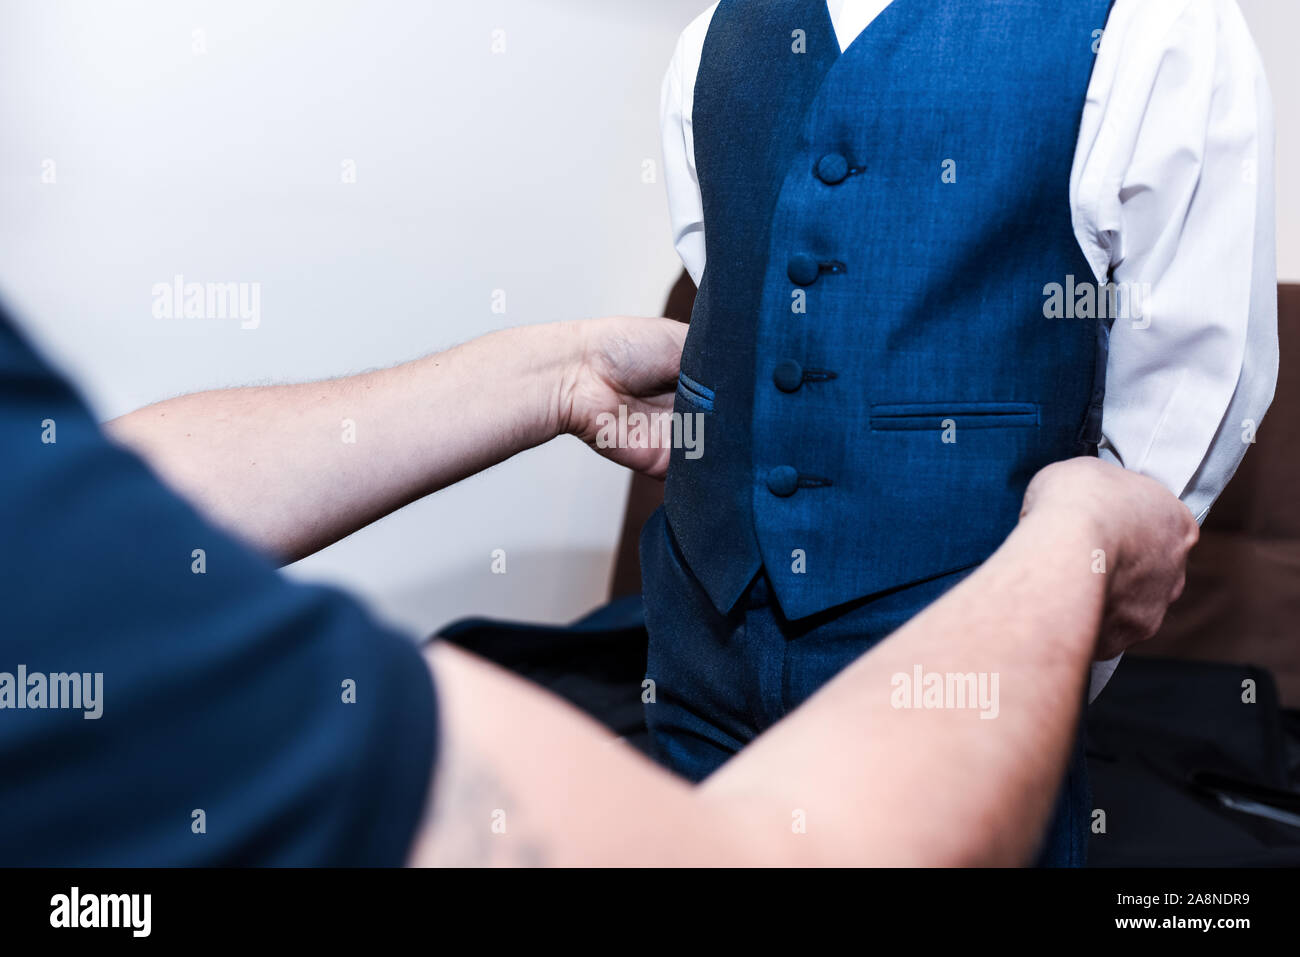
[815,153,849,185]
[773,359,803,393]
[766,465,799,498]
[787,254,820,286]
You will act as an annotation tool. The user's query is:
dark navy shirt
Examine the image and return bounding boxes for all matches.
[0,305,436,865]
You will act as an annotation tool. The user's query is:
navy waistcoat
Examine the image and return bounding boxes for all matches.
[663,0,1114,620]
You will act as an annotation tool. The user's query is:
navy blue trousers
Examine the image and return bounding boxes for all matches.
[640,506,1089,867]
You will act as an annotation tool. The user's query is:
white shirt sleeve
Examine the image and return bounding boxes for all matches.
[660,3,717,289]
[1072,0,1277,700]
[1073,0,1278,522]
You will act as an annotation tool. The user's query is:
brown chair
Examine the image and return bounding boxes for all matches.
[612,277,1300,706]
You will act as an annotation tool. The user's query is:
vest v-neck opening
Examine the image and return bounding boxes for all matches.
[814,0,910,59]
[802,0,915,119]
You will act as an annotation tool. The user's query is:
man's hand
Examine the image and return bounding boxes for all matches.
[1019,457,1199,660]
[559,317,688,478]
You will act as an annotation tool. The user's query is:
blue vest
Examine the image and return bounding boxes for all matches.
[663,0,1114,620]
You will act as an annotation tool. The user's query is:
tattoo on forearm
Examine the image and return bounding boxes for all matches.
[426,750,551,867]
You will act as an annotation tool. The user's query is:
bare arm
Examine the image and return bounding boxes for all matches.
[413,460,1196,866]
[106,318,686,563]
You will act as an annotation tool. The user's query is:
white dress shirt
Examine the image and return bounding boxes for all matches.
[660,0,1279,697]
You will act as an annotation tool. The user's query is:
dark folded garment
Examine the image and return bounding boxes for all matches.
[435,596,653,754]
[1087,657,1300,866]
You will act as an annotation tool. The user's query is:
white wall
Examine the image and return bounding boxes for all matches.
[0,0,707,636]
[1239,0,1299,281]
[0,0,1295,640]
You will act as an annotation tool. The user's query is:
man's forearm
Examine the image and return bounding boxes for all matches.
[701,506,1104,865]
[106,323,578,562]
[419,502,1112,866]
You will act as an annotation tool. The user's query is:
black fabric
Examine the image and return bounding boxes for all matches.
[436,597,653,754]
[1087,657,1300,866]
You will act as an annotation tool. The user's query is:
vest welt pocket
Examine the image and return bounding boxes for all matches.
[869,402,1039,431]
[676,372,715,412]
